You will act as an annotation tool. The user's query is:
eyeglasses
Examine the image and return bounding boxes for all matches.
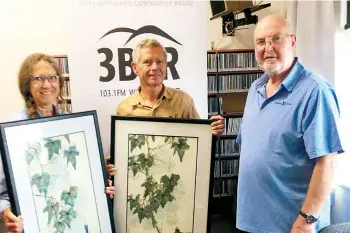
[30,75,59,84]
[254,34,293,50]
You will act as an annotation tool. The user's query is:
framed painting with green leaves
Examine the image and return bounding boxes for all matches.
[110,116,213,233]
[0,111,115,233]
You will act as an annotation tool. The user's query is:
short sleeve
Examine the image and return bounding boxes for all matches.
[183,98,200,119]
[302,84,344,159]
[0,156,11,213]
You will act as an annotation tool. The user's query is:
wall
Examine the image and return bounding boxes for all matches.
[334,1,351,187]
[207,1,289,50]
[0,0,69,122]
[0,0,288,122]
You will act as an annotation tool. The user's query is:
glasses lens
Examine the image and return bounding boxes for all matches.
[48,75,59,83]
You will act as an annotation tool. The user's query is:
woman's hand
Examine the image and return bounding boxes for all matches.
[105,156,116,178]
[2,208,24,233]
[105,179,115,199]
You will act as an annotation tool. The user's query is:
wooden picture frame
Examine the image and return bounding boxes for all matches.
[0,111,115,233]
[110,116,213,233]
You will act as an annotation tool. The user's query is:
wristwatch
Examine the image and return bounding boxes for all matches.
[299,210,318,223]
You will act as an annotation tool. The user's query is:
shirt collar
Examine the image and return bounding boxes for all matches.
[280,58,305,92]
[130,84,173,106]
[255,57,305,92]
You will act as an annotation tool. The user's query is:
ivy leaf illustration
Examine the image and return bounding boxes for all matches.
[25,142,41,165]
[141,176,158,198]
[132,167,138,176]
[175,227,183,233]
[164,137,170,143]
[127,194,140,211]
[64,134,70,143]
[64,145,79,169]
[129,135,146,152]
[157,174,180,207]
[59,207,77,228]
[25,151,34,165]
[44,138,62,160]
[151,215,158,228]
[160,174,180,193]
[128,156,141,176]
[61,186,78,207]
[129,135,137,152]
[31,172,50,198]
[137,153,147,169]
[171,138,190,162]
[137,135,146,148]
[149,198,160,213]
[147,156,154,167]
[43,199,59,224]
[54,221,66,233]
[151,136,155,142]
[137,209,146,223]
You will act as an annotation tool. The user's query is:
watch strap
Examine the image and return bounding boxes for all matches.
[299,210,318,223]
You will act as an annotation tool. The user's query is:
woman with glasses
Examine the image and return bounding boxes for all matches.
[0,53,116,233]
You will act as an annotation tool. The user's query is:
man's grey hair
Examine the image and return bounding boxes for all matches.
[132,39,167,64]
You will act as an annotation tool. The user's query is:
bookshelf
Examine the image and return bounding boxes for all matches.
[207,49,263,223]
[53,55,72,113]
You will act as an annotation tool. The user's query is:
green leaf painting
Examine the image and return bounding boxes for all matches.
[59,207,77,228]
[61,186,78,207]
[44,138,62,160]
[129,135,146,152]
[63,134,70,143]
[63,145,80,170]
[25,133,94,232]
[31,172,50,198]
[127,134,193,233]
[43,199,59,224]
[54,220,66,233]
[171,138,190,162]
[25,142,41,165]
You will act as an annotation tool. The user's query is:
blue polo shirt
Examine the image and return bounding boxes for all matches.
[236,58,344,233]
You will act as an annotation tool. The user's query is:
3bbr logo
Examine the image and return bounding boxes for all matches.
[97,25,182,82]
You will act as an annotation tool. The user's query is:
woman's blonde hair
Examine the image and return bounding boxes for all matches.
[18,53,66,118]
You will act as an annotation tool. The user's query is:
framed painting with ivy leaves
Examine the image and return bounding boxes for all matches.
[110,116,213,233]
[0,111,115,233]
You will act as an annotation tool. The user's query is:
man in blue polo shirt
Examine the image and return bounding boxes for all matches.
[236,15,344,233]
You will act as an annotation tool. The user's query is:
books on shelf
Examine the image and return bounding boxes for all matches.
[218,74,260,93]
[53,55,72,113]
[208,97,223,115]
[215,139,240,157]
[208,73,261,94]
[207,53,217,72]
[208,50,259,202]
[54,56,69,76]
[223,117,242,136]
[218,52,258,71]
[214,159,239,178]
[213,179,237,197]
[208,51,260,73]
[63,80,71,98]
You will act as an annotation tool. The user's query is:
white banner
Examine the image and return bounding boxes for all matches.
[66,0,207,154]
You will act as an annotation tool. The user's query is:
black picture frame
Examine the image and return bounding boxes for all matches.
[110,115,213,233]
[0,110,115,233]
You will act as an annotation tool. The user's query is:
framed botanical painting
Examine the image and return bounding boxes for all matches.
[110,116,213,233]
[0,111,115,233]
